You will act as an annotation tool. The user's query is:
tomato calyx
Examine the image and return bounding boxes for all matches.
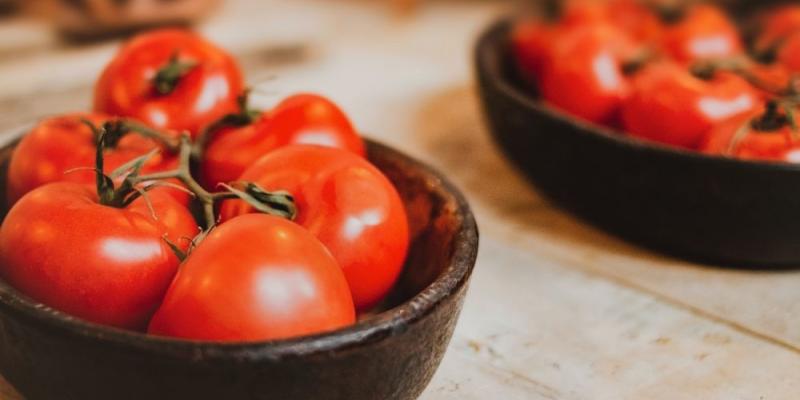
[193,90,261,158]
[152,53,198,96]
[727,100,800,154]
[648,3,685,25]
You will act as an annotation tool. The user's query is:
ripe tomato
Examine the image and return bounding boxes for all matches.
[560,0,663,42]
[94,29,244,137]
[777,32,800,72]
[660,4,742,64]
[622,63,759,149]
[6,113,185,206]
[219,145,408,311]
[701,105,800,162]
[201,93,365,189]
[511,20,556,87]
[539,23,640,125]
[755,5,800,52]
[148,213,355,342]
[0,183,198,331]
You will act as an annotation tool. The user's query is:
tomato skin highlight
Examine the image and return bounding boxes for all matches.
[6,113,185,206]
[660,4,743,64]
[219,145,409,311]
[148,214,355,342]
[94,29,244,137]
[0,183,198,331]
[622,63,759,149]
[539,24,639,126]
[201,93,365,189]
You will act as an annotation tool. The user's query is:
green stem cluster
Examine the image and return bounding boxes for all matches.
[86,120,297,254]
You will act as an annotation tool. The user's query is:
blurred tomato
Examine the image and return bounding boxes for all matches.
[660,4,742,63]
[622,62,759,149]
[701,104,800,162]
[539,23,641,125]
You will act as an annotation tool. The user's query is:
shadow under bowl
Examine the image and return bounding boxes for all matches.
[0,133,478,400]
[475,16,800,268]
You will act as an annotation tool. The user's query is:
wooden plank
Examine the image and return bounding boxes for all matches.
[421,237,800,399]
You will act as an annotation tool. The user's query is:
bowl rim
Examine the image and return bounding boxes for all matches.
[0,129,479,361]
[476,17,800,174]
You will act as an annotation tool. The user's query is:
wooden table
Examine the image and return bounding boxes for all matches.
[0,1,798,398]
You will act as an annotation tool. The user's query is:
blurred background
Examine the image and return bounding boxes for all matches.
[0,0,523,142]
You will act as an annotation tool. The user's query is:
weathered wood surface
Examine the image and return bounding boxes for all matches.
[0,1,797,399]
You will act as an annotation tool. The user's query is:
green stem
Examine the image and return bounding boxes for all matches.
[152,53,197,95]
[192,90,261,159]
[131,135,296,234]
[121,120,181,153]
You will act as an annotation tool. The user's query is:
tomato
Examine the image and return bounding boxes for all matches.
[701,105,800,162]
[0,183,198,331]
[755,5,800,53]
[560,0,663,42]
[219,145,408,311]
[777,32,800,72]
[660,4,742,64]
[512,0,660,90]
[201,93,365,189]
[94,29,244,137]
[622,62,759,149]
[148,213,355,342]
[539,23,640,125]
[511,20,557,87]
[6,113,185,206]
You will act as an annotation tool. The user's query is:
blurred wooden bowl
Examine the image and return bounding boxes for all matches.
[28,0,221,39]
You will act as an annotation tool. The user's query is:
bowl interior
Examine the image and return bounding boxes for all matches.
[0,131,477,359]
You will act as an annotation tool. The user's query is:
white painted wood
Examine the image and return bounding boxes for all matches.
[0,1,798,399]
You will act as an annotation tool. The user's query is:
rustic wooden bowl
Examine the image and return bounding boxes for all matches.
[475,4,800,268]
[0,132,478,400]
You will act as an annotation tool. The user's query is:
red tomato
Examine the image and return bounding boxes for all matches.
[622,63,759,149]
[660,4,742,64]
[6,113,185,206]
[94,29,244,137]
[539,23,640,125]
[201,93,365,189]
[755,5,800,52]
[0,183,198,331]
[148,213,355,342]
[560,0,663,42]
[511,20,557,86]
[701,106,800,162]
[777,32,800,72]
[219,145,408,311]
[745,62,794,96]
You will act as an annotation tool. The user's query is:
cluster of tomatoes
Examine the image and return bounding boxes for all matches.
[0,29,409,342]
[512,0,800,162]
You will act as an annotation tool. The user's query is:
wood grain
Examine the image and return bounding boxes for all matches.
[0,0,798,399]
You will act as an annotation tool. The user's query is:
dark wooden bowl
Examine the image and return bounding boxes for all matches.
[475,7,800,268]
[0,132,478,400]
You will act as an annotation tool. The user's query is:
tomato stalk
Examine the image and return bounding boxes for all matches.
[690,58,800,97]
[727,100,799,154]
[153,53,197,96]
[192,90,261,159]
[130,135,296,231]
